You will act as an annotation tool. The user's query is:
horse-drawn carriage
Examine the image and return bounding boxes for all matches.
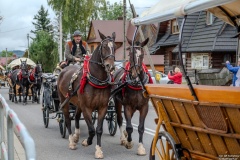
[7,58,42,105]
[130,0,240,159]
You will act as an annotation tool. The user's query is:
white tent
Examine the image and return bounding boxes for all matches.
[131,0,240,26]
[7,58,36,68]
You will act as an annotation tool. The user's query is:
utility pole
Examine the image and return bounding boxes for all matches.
[129,1,159,83]
[5,48,8,68]
[27,33,30,58]
[123,0,126,66]
[59,11,63,62]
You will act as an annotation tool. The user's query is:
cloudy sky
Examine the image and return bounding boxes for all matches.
[0,0,159,52]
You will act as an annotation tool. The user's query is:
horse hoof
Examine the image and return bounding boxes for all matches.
[120,136,127,145]
[69,143,77,150]
[81,139,89,146]
[137,143,146,156]
[95,145,104,159]
[73,134,80,143]
[124,141,133,149]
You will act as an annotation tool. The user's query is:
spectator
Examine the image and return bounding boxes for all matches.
[168,67,182,84]
[226,58,240,87]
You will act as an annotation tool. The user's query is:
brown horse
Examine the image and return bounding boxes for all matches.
[57,30,117,159]
[113,37,151,156]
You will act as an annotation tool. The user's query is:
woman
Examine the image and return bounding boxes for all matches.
[168,67,182,84]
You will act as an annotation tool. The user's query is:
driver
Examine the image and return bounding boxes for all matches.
[64,30,90,65]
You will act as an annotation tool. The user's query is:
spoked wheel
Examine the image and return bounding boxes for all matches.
[92,110,97,125]
[149,131,182,160]
[58,113,66,138]
[42,93,49,128]
[106,101,117,136]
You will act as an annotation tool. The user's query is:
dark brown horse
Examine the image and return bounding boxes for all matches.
[29,63,42,103]
[113,37,150,156]
[57,31,117,159]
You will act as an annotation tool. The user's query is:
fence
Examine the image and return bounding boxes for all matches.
[0,94,36,160]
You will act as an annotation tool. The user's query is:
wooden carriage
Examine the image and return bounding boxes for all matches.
[146,84,240,159]
[131,0,240,159]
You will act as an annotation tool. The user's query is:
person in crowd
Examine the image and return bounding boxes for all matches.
[64,30,90,65]
[226,58,240,87]
[168,67,182,84]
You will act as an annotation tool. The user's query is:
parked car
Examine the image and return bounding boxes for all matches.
[148,70,172,84]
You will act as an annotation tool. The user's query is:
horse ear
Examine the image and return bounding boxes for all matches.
[126,37,132,46]
[112,32,116,41]
[141,38,149,47]
[98,30,106,40]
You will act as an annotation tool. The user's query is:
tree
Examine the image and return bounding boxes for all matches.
[100,1,132,20]
[0,50,14,57]
[29,31,58,72]
[47,0,107,39]
[31,5,53,34]
[0,15,3,24]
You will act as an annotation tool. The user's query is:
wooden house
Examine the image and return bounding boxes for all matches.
[150,11,238,85]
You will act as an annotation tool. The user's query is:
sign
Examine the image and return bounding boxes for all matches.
[191,53,209,69]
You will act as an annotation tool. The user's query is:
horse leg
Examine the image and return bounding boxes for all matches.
[37,85,41,103]
[58,91,76,150]
[13,85,17,103]
[81,107,96,147]
[115,99,126,144]
[31,85,35,103]
[137,105,148,156]
[18,86,22,103]
[123,105,134,149]
[73,107,81,143]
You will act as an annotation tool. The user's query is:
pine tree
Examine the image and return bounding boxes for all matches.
[31,5,53,34]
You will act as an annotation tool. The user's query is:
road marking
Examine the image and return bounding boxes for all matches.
[123,121,155,136]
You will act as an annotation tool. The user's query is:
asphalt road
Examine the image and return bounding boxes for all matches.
[1,86,160,160]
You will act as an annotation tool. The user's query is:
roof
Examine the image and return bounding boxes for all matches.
[143,54,164,65]
[161,11,238,53]
[87,20,136,43]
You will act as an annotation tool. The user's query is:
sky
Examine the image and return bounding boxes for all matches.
[0,0,159,52]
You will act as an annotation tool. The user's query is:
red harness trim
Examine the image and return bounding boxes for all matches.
[29,68,36,81]
[122,62,153,95]
[18,71,23,81]
[79,56,112,93]
[88,81,110,89]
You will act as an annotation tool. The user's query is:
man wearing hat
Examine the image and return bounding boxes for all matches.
[226,58,240,87]
[65,30,90,65]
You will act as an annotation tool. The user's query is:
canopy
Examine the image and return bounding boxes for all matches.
[0,65,5,71]
[7,58,36,68]
[131,0,240,26]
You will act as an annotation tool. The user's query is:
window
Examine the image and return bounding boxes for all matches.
[191,53,209,69]
[206,11,213,25]
[171,19,179,34]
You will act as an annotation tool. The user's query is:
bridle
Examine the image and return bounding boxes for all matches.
[20,62,28,78]
[89,37,115,68]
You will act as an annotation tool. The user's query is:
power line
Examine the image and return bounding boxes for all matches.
[0,26,32,34]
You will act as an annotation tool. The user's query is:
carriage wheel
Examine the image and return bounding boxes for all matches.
[149,131,182,160]
[92,110,97,125]
[58,113,66,138]
[42,93,49,128]
[106,101,117,136]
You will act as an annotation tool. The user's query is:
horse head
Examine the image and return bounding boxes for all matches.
[97,30,116,73]
[35,63,43,76]
[20,60,28,78]
[126,37,149,81]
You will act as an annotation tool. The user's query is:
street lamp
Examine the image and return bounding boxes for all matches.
[27,33,30,58]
